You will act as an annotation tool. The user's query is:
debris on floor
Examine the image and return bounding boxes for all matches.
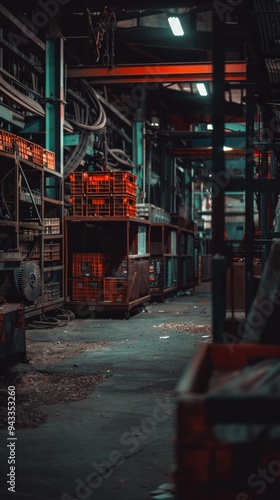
[150,482,175,499]
[0,370,104,429]
[153,321,211,335]
[25,339,109,365]
[0,339,107,429]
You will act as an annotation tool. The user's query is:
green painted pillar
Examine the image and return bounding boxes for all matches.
[211,10,226,343]
[45,36,64,174]
[184,167,192,221]
[132,118,145,202]
[160,144,173,213]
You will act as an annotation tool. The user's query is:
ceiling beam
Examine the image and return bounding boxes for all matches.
[0,4,45,51]
[67,62,246,83]
[168,147,246,158]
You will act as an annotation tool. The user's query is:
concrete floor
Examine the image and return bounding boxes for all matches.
[0,283,212,500]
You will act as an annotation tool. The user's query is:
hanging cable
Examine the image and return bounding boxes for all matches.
[63,130,91,178]
[66,81,107,132]
[87,7,116,68]
[105,144,135,169]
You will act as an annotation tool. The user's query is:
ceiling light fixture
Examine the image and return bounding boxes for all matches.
[196,83,208,96]
[168,17,184,36]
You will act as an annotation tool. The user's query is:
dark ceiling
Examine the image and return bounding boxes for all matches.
[0,0,280,129]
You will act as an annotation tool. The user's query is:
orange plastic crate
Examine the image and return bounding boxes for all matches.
[112,172,137,195]
[72,253,110,277]
[70,195,84,216]
[103,277,127,302]
[27,141,44,166]
[112,172,136,184]
[72,277,103,301]
[0,130,16,153]
[17,139,29,160]
[112,195,136,217]
[86,173,112,194]
[113,181,137,196]
[43,149,55,170]
[73,252,106,263]
[86,196,112,216]
[70,172,84,194]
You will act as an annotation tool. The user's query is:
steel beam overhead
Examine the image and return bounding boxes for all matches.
[67,62,246,83]
[0,4,45,51]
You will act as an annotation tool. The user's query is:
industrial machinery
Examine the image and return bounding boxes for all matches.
[0,251,41,368]
[0,251,41,305]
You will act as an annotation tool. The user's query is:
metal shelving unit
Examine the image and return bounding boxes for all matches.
[64,216,151,318]
[149,222,181,300]
[0,130,64,317]
[178,228,196,291]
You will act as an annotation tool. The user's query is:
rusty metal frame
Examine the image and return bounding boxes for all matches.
[67,62,246,83]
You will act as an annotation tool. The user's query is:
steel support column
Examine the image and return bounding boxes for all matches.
[161,145,173,213]
[261,147,269,269]
[132,117,145,202]
[45,36,64,174]
[245,65,255,314]
[211,12,226,343]
[146,138,153,204]
[184,167,192,221]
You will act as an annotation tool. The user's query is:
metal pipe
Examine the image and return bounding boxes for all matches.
[245,62,255,314]
[142,121,146,203]
[211,10,226,344]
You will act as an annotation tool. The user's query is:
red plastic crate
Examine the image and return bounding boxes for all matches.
[17,139,29,161]
[103,277,127,302]
[72,277,103,301]
[112,172,137,195]
[0,129,15,153]
[176,344,280,499]
[43,149,55,170]
[86,173,112,194]
[70,195,84,216]
[72,253,110,277]
[73,253,102,264]
[70,172,84,195]
[29,142,44,166]
[112,172,136,184]
[113,181,137,196]
[86,196,112,216]
[112,195,136,217]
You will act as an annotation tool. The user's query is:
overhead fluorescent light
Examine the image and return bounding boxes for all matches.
[196,83,208,96]
[223,146,233,151]
[168,17,184,36]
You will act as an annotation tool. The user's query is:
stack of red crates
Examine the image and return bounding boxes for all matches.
[0,129,55,169]
[69,172,85,216]
[72,253,110,301]
[69,171,137,217]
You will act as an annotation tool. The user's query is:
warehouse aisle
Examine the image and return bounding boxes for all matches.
[0,283,211,500]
